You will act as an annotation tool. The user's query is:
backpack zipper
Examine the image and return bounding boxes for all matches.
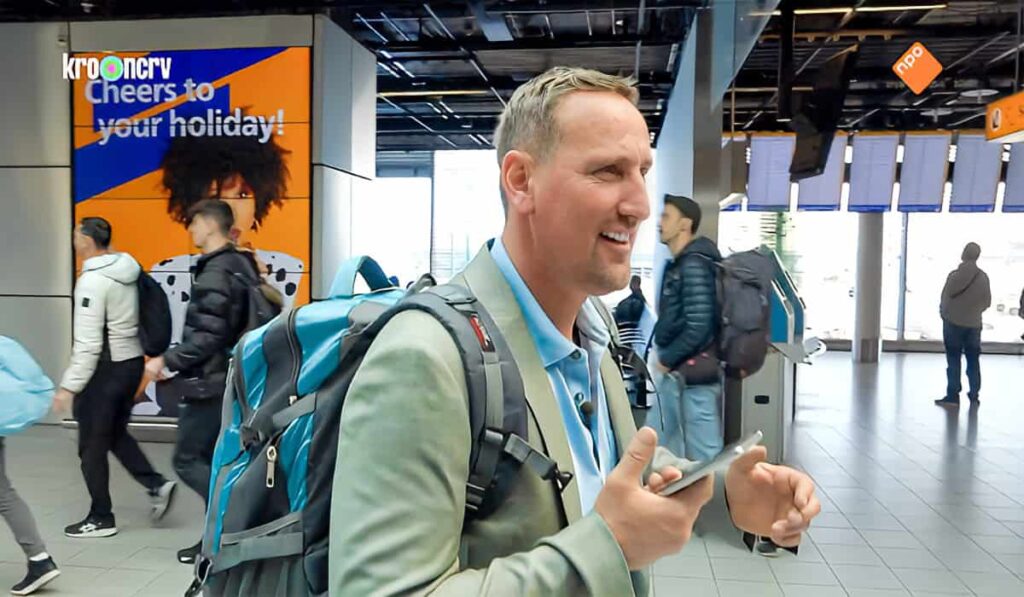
[266,442,279,488]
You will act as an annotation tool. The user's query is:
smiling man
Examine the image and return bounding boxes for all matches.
[328,67,820,595]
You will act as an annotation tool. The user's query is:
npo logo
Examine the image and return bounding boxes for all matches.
[892,42,942,95]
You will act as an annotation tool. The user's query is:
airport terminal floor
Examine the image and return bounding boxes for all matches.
[2,352,1020,597]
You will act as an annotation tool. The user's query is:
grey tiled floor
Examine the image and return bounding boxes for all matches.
[2,352,1022,595]
[653,352,1024,596]
[0,428,201,596]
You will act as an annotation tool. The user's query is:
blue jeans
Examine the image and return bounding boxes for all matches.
[650,370,723,462]
[943,320,981,401]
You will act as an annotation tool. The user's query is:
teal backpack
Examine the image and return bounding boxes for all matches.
[190,257,571,596]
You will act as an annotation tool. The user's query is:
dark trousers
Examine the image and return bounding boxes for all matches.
[943,320,982,401]
[173,398,223,505]
[73,357,166,520]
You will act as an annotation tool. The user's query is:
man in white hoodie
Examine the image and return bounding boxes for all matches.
[54,217,176,539]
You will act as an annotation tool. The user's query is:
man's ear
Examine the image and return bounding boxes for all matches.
[501,149,536,215]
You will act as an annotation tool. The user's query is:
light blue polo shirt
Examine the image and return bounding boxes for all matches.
[490,239,617,515]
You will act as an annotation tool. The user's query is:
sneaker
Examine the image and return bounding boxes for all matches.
[10,557,60,595]
[177,541,202,565]
[968,394,981,406]
[934,397,960,408]
[149,480,177,522]
[64,516,117,539]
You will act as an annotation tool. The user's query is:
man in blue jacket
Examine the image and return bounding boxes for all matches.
[652,195,723,462]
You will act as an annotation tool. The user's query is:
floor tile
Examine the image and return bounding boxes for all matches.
[768,561,840,586]
[815,513,855,529]
[971,534,1024,555]
[655,555,714,579]
[953,571,1024,596]
[860,530,923,550]
[716,580,784,597]
[782,585,848,597]
[653,576,719,597]
[891,568,969,594]
[872,548,946,570]
[809,528,867,546]
[711,557,774,583]
[818,543,885,566]
[846,514,905,532]
[831,565,903,590]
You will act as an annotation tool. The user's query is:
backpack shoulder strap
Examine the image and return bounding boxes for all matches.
[390,284,572,518]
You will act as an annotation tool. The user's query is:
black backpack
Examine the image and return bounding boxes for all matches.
[136,271,172,357]
[230,254,284,336]
[708,248,775,379]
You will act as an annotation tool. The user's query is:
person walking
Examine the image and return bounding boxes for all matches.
[144,200,264,565]
[55,217,177,539]
[0,337,61,595]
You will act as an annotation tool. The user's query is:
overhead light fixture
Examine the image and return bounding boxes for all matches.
[378,90,490,98]
[794,8,853,15]
[960,88,999,99]
[855,4,947,12]
[756,4,946,17]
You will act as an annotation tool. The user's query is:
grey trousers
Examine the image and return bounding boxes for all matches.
[0,438,46,558]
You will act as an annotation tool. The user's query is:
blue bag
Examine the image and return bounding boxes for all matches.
[0,337,54,436]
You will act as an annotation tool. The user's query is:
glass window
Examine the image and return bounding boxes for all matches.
[719,210,902,341]
[351,177,432,288]
[904,213,1024,342]
[431,150,505,281]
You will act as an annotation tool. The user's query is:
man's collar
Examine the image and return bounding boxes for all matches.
[490,238,609,367]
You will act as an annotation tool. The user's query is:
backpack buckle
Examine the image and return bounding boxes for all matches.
[503,434,574,493]
[464,482,486,514]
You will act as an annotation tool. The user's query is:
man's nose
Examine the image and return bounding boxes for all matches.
[620,179,650,222]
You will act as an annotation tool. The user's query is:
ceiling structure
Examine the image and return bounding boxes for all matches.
[732,0,1024,134]
[5,1,1016,152]
[0,0,702,154]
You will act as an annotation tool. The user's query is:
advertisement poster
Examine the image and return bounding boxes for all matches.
[72,47,311,416]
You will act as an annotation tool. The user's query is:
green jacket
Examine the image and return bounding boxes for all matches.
[329,246,658,596]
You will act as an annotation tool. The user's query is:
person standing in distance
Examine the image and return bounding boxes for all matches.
[652,195,724,462]
[936,242,991,408]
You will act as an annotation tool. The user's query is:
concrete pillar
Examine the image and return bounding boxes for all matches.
[311,15,377,299]
[652,9,723,308]
[854,212,884,363]
[0,23,74,405]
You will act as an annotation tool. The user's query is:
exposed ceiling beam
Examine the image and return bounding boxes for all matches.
[467,0,513,42]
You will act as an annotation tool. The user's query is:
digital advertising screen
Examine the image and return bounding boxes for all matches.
[71,46,311,416]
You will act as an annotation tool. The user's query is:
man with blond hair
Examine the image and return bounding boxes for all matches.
[328,67,820,595]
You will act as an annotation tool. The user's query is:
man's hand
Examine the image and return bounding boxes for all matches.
[144,355,167,382]
[53,388,74,413]
[595,427,714,571]
[725,446,820,547]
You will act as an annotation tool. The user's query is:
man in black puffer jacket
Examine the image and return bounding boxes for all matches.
[651,195,723,462]
[144,199,261,565]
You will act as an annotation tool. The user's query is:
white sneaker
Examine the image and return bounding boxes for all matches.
[150,481,177,523]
